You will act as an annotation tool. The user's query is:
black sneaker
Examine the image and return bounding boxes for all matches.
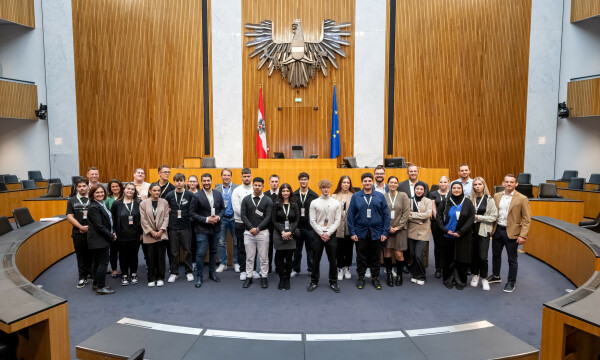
[372,278,382,290]
[503,282,515,293]
[356,277,365,289]
[434,270,442,279]
[307,282,318,292]
[329,283,340,293]
[243,278,252,288]
[77,279,87,289]
[487,275,501,284]
[261,277,268,289]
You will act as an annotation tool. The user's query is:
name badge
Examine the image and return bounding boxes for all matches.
[211,208,215,216]
[301,208,306,217]
[456,211,460,220]
[324,218,329,227]
[284,221,290,230]
[82,210,87,219]
[224,200,229,208]
[255,209,264,217]
[177,210,182,219]
[128,216,134,225]
[366,208,372,218]
[390,210,395,219]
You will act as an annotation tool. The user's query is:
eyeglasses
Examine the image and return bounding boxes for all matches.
[160,171,171,174]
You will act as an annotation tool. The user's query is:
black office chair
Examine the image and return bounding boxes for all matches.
[343,157,358,168]
[430,184,440,193]
[291,145,304,159]
[352,186,361,193]
[588,173,600,185]
[12,208,35,228]
[516,184,534,198]
[273,152,285,159]
[579,212,600,233]
[70,176,84,197]
[3,175,18,184]
[494,186,505,194]
[0,175,5,183]
[127,349,145,360]
[0,183,7,192]
[21,180,37,190]
[48,178,62,184]
[0,216,13,236]
[28,170,45,181]
[309,154,319,159]
[558,170,578,181]
[538,183,562,198]
[201,157,216,168]
[517,173,531,185]
[567,177,585,190]
[42,183,63,198]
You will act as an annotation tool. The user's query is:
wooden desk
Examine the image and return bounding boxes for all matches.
[258,158,338,170]
[0,188,46,218]
[547,180,598,191]
[529,199,584,225]
[22,198,69,221]
[5,183,21,191]
[556,188,600,219]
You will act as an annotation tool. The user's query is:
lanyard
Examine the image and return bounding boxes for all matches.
[475,196,484,212]
[252,196,263,209]
[152,203,158,217]
[125,201,134,216]
[363,195,372,208]
[77,196,89,208]
[222,185,230,197]
[283,203,290,220]
[175,191,183,209]
[450,197,465,208]
[412,198,421,213]
[387,192,398,210]
[160,183,169,197]
[299,191,308,206]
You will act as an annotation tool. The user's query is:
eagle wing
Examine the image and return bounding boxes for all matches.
[306,20,351,76]
[245,20,289,76]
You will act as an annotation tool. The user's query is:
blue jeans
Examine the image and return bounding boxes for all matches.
[218,216,237,265]
[196,232,218,278]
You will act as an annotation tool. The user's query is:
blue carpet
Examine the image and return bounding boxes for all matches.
[34,246,573,359]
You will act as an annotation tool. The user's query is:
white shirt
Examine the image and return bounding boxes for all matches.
[309,196,342,236]
[409,181,417,198]
[232,184,253,223]
[374,184,386,194]
[453,177,473,198]
[204,189,214,208]
[497,191,514,226]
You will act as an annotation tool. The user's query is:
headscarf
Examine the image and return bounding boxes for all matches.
[412,181,427,211]
[449,181,464,204]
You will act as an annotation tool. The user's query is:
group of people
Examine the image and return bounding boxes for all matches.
[66,164,530,295]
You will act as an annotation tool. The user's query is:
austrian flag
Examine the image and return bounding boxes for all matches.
[256,88,268,159]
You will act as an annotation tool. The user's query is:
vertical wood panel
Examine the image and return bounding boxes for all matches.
[72,0,212,182]
[0,0,35,28]
[567,78,600,117]
[385,0,531,186]
[242,0,355,167]
[571,0,600,22]
[0,80,38,120]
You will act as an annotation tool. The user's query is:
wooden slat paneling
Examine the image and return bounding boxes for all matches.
[0,80,38,120]
[385,0,532,186]
[571,0,600,22]
[242,0,355,167]
[567,78,600,117]
[0,0,35,28]
[72,0,212,182]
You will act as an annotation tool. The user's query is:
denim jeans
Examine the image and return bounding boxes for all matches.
[218,216,237,265]
[196,232,218,278]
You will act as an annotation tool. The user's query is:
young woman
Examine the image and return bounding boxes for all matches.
[187,175,200,194]
[87,184,116,295]
[382,176,410,286]
[271,183,299,290]
[436,182,475,290]
[105,179,124,278]
[429,176,450,279]
[140,183,170,287]
[331,175,355,280]
[470,177,498,291]
[111,183,143,286]
[407,182,433,285]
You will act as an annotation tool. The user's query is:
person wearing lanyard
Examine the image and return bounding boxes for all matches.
[331,175,356,281]
[383,176,410,287]
[489,174,530,293]
[215,169,238,273]
[307,179,342,293]
[347,172,391,290]
[428,175,450,279]
[140,183,170,287]
[453,164,473,198]
[232,168,255,281]
[265,174,280,274]
[154,165,175,199]
[292,172,319,278]
[66,178,93,289]
[86,184,117,295]
[132,168,150,200]
[187,174,200,270]
[469,177,498,291]
[111,183,143,286]
[407,182,433,285]
[271,183,299,290]
[165,173,195,283]
[436,182,475,290]
[240,177,273,288]
[105,179,123,279]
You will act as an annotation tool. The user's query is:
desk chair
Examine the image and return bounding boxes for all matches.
[291,145,304,159]
[21,179,37,190]
[558,170,578,182]
[567,177,585,190]
[28,170,46,181]
[517,173,531,185]
[42,183,63,198]
[3,175,18,184]
[494,186,505,194]
[273,152,285,159]
[48,178,62,184]
[516,184,534,198]
[539,183,562,198]
[0,183,7,192]
[588,173,600,185]
[0,216,13,236]
[579,212,600,233]
[202,157,216,168]
[309,154,319,159]
[12,207,35,228]
[343,157,358,168]
[430,185,440,193]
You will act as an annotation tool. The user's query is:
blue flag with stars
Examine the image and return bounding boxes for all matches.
[330,85,341,158]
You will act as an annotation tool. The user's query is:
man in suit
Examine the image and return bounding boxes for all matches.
[165,173,195,283]
[488,174,531,293]
[264,174,280,273]
[190,173,226,288]
[215,168,238,273]
[398,165,430,199]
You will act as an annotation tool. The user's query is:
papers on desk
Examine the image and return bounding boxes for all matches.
[40,217,60,222]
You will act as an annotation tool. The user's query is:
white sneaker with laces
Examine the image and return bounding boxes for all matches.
[216,264,227,273]
[416,279,425,286]
[344,267,351,279]
[148,281,156,287]
[156,280,164,287]
[252,271,260,279]
[168,274,178,283]
[234,263,240,273]
[186,273,194,282]
[365,269,371,278]
[290,270,299,278]
[338,268,344,281]
[240,272,247,281]
[482,279,490,291]
[410,278,418,283]
[470,275,480,288]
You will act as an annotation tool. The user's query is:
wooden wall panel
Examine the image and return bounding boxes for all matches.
[0,0,35,28]
[72,0,212,182]
[0,80,38,120]
[385,0,532,186]
[571,0,600,22]
[567,78,600,117]
[242,0,355,167]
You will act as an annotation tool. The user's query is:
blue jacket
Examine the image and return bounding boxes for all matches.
[347,190,391,240]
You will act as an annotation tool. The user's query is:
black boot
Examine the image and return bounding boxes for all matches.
[278,275,284,290]
[386,272,394,287]
[395,261,404,286]
[384,257,394,287]
[285,276,291,290]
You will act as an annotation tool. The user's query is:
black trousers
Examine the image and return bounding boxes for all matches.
[118,241,140,277]
[471,234,490,278]
[109,241,119,272]
[441,236,469,287]
[431,223,443,270]
[356,232,381,279]
[147,241,167,282]
[275,249,293,278]
[492,227,518,283]
[91,247,109,288]
[311,235,338,284]
[293,226,314,273]
[336,235,354,268]
[235,222,247,272]
[72,233,92,280]
[267,226,275,272]
[168,228,193,275]
[408,238,427,280]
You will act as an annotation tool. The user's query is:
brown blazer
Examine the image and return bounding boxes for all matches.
[140,198,170,244]
[492,191,530,239]
[407,197,432,241]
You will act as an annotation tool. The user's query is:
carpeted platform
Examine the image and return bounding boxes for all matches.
[34,246,573,359]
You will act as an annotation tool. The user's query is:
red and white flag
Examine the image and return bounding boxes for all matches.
[256,88,268,159]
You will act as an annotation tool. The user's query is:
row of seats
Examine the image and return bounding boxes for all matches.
[0,208,35,236]
[0,171,62,192]
[516,172,600,191]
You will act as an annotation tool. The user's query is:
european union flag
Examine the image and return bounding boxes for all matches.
[330,85,341,158]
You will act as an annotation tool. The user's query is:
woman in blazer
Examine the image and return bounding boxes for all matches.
[436,182,476,290]
[428,176,450,279]
[140,183,170,287]
[111,183,143,286]
[469,177,498,291]
[331,175,355,281]
[383,176,410,286]
[271,183,299,290]
[407,182,433,285]
[87,184,116,295]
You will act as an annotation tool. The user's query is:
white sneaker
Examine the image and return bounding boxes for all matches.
[148,281,156,287]
[337,268,344,281]
[168,274,178,283]
[234,263,241,273]
[410,278,418,284]
[290,270,299,278]
[470,275,480,288]
[344,267,351,279]
[240,272,247,281]
[156,280,164,287]
[252,271,260,279]
[216,264,227,273]
[186,273,194,282]
[482,279,490,291]
[365,269,371,279]
[416,279,425,286]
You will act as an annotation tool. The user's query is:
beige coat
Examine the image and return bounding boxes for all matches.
[407,197,432,241]
[473,195,498,237]
[332,192,352,237]
[140,198,169,244]
[385,191,410,230]
[492,191,531,239]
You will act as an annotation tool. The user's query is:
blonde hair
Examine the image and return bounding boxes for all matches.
[318,179,333,188]
[471,177,490,205]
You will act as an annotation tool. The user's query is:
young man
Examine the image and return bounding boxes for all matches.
[453,164,473,198]
[215,168,238,273]
[292,172,319,277]
[164,173,195,283]
[348,173,391,290]
[240,177,273,289]
[66,178,92,288]
[133,168,150,200]
[231,168,255,281]
[489,174,531,293]
[373,166,389,194]
[190,173,225,288]
[307,179,342,293]
[154,165,175,199]
[398,165,430,198]
[265,174,280,273]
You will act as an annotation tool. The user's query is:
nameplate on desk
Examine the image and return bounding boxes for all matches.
[40,217,61,222]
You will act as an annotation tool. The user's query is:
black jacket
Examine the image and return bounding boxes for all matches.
[436,197,475,263]
[241,194,273,231]
[87,200,114,249]
[111,199,142,241]
[190,190,225,234]
[271,201,300,234]
[293,188,319,228]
